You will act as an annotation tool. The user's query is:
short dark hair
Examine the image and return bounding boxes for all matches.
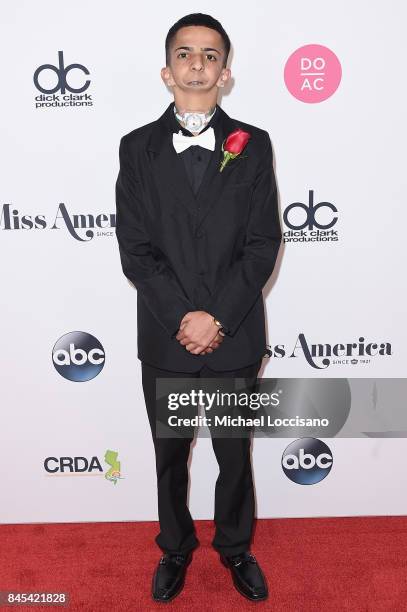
[165,13,231,68]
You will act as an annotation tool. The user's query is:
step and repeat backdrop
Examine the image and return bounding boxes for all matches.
[1,1,406,523]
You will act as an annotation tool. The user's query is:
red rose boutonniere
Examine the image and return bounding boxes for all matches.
[219,128,251,172]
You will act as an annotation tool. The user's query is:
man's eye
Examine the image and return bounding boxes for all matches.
[176,52,217,61]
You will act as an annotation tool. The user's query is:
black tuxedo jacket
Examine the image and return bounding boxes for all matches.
[115,101,282,372]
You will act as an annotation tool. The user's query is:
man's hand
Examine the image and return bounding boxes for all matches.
[175,311,225,355]
[199,327,225,354]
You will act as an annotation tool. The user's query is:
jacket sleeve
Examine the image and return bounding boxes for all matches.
[202,131,282,337]
[115,135,195,338]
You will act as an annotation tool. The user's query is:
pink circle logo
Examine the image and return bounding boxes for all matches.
[284,44,342,103]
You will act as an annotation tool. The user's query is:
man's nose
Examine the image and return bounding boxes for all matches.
[190,54,204,70]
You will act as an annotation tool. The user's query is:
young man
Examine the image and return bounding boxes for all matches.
[115,13,282,603]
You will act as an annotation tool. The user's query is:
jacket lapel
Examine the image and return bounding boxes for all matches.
[147,102,246,231]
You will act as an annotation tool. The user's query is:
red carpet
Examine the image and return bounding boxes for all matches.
[1,517,407,611]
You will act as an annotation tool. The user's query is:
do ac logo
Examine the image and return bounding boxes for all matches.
[282,438,333,484]
[52,331,105,382]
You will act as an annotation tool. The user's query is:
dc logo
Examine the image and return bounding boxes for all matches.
[284,189,338,230]
[33,51,90,94]
[52,331,105,382]
[281,438,333,484]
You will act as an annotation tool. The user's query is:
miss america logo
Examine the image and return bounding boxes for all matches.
[268,333,392,369]
[0,203,115,241]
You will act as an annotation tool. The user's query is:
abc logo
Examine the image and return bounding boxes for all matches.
[282,438,333,484]
[52,331,105,382]
[33,51,90,94]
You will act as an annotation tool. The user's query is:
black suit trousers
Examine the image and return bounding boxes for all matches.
[141,358,262,557]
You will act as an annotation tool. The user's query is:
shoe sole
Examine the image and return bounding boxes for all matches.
[220,555,268,602]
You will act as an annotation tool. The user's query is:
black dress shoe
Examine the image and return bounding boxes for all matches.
[152,551,192,602]
[220,551,268,601]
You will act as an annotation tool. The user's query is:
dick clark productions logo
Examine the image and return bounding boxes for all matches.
[282,438,333,484]
[33,51,93,108]
[33,50,90,93]
[52,331,105,381]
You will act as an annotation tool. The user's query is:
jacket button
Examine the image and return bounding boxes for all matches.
[195,230,204,238]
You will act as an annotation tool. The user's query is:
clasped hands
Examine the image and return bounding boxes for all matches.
[175,311,225,355]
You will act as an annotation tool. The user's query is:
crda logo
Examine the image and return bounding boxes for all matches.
[284,189,338,230]
[281,438,333,484]
[44,456,103,474]
[52,331,105,382]
[33,51,90,94]
[44,450,123,485]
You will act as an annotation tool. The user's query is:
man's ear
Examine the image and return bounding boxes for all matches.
[217,68,231,88]
[161,66,175,87]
